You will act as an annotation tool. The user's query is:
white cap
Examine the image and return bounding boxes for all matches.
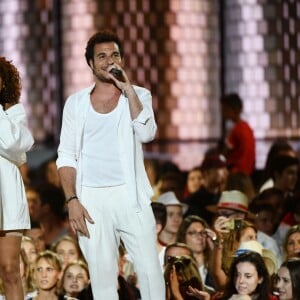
[156,191,188,214]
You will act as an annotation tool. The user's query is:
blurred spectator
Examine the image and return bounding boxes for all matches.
[0,248,37,299]
[250,188,289,250]
[21,236,38,264]
[270,155,299,199]
[157,192,187,246]
[24,221,46,253]
[164,243,194,268]
[269,154,299,225]
[35,184,70,247]
[144,158,161,200]
[275,258,300,300]
[251,204,276,237]
[20,248,37,299]
[220,93,255,176]
[281,191,300,226]
[260,139,296,192]
[184,166,204,198]
[176,215,216,291]
[250,188,286,231]
[184,154,228,226]
[34,156,61,188]
[158,171,186,202]
[151,202,167,270]
[283,225,300,259]
[51,235,85,270]
[26,184,70,248]
[25,185,42,222]
[224,171,256,204]
[59,260,90,299]
[164,255,205,300]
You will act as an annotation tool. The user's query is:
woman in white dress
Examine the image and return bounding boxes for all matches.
[0,56,34,300]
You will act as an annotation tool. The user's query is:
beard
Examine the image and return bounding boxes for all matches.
[92,66,114,83]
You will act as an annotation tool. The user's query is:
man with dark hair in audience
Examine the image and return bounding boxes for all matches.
[24,221,46,253]
[250,187,289,251]
[270,154,299,200]
[35,184,70,248]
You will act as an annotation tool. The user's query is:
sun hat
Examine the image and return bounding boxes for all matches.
[156,191,188,214]
[218,190,249,213]
[235,240,263,256]
[234,240,277,275]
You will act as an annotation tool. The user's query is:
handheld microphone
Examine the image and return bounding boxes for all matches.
[109,68,125,82]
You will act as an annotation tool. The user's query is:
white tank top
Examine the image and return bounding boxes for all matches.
[81,100,125,187]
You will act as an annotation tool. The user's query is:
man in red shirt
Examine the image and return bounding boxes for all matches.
[221,93,255,175]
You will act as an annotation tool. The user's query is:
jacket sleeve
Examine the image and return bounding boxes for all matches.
[0,104,34,164]
[56,96,78,169]
[131,88,157,143]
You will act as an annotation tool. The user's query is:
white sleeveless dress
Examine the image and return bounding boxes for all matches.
[0,103,34,230]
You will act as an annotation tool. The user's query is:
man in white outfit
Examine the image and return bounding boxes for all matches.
[56,30,165,299]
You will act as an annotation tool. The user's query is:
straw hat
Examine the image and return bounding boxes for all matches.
[234,240,277,275]
[218,190,249,213]
[156,191,188,214]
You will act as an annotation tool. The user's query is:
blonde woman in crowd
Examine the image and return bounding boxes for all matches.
[21,236,38,264]
[283,225,300,259]
[28,250,64,300]
[51,235,85,270]
[59,260,90,299]
[164,255,210,300]
[20,248,37,299]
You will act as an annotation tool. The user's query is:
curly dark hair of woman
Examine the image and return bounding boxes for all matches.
[0,56,21,106]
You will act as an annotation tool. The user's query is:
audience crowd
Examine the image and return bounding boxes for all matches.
[3,136,300,300]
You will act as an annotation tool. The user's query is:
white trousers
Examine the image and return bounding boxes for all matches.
[78,185,165,300]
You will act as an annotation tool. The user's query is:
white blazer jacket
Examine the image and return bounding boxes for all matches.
[57,84,157,211]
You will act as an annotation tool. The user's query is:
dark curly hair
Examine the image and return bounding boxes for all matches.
[0,57,21,105]
[85,29,124,66]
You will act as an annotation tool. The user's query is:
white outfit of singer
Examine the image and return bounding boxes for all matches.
[0,104,34,230]
[57,84,165,300]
